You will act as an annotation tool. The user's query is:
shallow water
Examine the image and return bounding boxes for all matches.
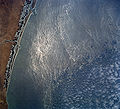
[8,0,120,109]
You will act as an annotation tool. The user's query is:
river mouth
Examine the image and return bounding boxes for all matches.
[8,0,120,109]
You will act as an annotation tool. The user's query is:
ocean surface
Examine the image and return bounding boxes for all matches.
[7,0,120,109]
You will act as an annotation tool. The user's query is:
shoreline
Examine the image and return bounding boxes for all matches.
[0,0,36,108]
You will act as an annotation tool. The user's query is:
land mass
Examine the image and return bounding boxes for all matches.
[0,0,36,108]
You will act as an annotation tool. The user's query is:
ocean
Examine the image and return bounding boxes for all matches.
[8,0,120,109]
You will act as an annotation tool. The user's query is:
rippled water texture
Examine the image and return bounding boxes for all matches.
[8,0,120,109]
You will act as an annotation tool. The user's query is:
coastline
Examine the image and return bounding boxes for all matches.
[0,0,36,108]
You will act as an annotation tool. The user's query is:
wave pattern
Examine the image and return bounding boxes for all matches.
[29,0,120,108]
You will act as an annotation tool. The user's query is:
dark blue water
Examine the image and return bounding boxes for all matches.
[8,0,120,109]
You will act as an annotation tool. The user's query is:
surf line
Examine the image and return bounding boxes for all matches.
[4,0,37,89]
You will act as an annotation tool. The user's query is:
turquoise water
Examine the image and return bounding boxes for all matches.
[8,0,120,109]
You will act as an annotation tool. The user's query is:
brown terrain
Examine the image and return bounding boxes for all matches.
[0,0,36,109]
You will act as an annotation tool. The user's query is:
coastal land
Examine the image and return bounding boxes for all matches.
[0,0,36,108]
